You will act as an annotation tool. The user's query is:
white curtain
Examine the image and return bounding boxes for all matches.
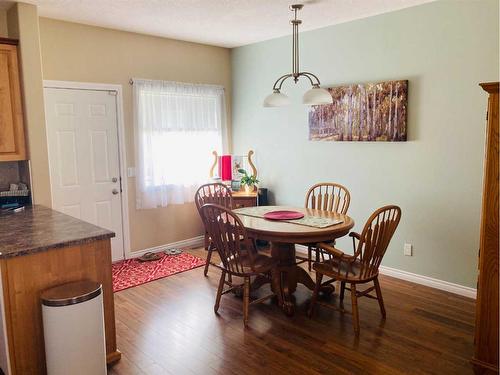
[133,79,225,209]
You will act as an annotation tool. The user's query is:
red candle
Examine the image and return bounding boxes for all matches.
[220,155,232,181]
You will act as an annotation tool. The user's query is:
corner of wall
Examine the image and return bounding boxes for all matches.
[0,9,8,38]
[6,3,52,207]
[6,4,18,39]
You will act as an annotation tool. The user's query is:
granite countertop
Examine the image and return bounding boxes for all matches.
[0,205,115,259]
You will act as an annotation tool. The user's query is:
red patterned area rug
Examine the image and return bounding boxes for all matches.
[112,252,205,292]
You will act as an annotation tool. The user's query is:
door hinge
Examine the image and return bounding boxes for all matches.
[486,111,488,121]
[108,90,118,96]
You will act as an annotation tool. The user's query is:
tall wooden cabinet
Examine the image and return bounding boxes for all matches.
[0,39,26,161]
[473,82,499,374]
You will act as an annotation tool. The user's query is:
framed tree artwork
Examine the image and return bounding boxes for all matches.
[308,80,408,142]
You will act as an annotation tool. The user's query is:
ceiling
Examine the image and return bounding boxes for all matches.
[8,0,435,48]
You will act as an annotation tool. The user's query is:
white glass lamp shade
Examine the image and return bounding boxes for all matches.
[263,90,290,107]
[303,86,332,105]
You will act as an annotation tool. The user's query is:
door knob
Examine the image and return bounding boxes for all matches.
[112,177,118,183]
[112,189,119,195]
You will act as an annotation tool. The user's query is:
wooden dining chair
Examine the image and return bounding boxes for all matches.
[199,203,281,326]
[195,183,233,276]
[300,182,351,271]
[308,205,401,335]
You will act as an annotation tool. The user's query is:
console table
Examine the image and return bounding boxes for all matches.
[232,190,258,208]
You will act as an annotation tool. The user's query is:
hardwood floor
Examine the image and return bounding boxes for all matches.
[108,247,475,375]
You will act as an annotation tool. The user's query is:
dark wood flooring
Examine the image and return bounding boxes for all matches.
[108,247,475,375]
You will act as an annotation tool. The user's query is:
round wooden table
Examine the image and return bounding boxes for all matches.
[236,206,354,315]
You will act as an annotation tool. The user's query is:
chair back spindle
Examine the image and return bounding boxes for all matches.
[310,205,401,335]
[195,183,234,275]
[195,183,232,212]
[305,183,350,214]
[355,205,401,280]
[199,204,256,276]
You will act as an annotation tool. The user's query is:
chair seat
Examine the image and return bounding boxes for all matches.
[227,253,278,275]
[313,258,377,282]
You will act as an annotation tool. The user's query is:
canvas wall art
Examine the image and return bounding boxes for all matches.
[308,80,408,142]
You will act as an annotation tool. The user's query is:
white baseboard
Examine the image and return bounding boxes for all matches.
[378,265,476,299]
[127,242,476,299]
[127,235,205,259]
[295,245,476,299]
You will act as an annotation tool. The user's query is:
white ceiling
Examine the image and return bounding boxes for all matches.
[9,0,434,48]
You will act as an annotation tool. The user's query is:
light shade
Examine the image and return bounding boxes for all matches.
[263,91,290,107]
[303,86,332,105]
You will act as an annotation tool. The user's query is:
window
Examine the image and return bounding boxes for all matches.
[133,79,226,208]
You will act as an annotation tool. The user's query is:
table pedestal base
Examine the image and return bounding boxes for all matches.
[252,242,334,316]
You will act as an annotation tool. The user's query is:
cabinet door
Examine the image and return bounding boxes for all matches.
[0,43,26,161]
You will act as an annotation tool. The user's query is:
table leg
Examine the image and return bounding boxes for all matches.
[271,242,297,283]
[251,274,271,290]
[270,242,336,315]
[296,266,316,290]
[270,242,319,316]
[296,266,335,295]
[250,242,334,315]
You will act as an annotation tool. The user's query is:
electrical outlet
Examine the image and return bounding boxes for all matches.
[404,243,413,256]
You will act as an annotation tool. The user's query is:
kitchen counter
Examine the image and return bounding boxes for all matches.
[0,205,120,374]
[0,205,114,259]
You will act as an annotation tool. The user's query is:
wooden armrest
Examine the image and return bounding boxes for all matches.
[348,232,361,253]
[317,242,345,258]
[317,243,356,263]
[349,232,361,240]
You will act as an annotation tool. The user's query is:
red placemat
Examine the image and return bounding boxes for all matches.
[263,210,305,221]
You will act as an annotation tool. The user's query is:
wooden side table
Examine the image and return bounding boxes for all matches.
[232,190,258,208]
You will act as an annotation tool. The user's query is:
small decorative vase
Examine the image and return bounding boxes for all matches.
[244,184,253,193]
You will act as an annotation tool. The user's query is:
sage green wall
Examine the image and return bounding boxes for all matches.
[231,0,499,288]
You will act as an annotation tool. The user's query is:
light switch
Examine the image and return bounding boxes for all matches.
[127,167,136,177]
[404,243,413,256]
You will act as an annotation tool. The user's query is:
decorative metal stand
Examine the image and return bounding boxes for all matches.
[209,150,257,179]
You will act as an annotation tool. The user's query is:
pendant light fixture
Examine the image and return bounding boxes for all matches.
[263,4,332,107]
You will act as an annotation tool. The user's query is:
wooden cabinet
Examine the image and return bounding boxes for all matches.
[232,190,258,209]
[0,240,120,374]
[0,39,26,161]
[472,82,499,375]
[0,206,120,374]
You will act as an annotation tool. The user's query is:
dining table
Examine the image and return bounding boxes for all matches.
[234,205,354,316]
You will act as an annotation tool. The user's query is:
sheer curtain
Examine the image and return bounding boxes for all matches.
[133,79,226,209]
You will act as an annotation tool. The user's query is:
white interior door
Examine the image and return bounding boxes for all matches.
[44,87,125,261]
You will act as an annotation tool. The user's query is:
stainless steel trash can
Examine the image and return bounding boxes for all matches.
[41,280,107,375]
